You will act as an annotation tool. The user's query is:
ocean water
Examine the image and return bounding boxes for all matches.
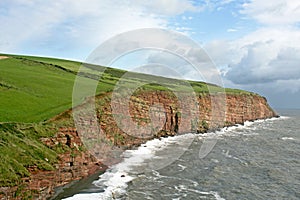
[64,109,300,200]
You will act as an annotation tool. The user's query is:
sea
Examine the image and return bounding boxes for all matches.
[60,109,299,200]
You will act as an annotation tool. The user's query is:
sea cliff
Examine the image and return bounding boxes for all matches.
[0,91,277,199]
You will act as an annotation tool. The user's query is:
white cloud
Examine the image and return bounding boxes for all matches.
[227,28,238,32]
[198,0,300,81]
[1,0,203,55]
[224,28,300,84]
[241,0,300,25]
[200,1,300,108]
[220,0,235,5]
[143,48,222,84]
[203,26,300,102]
[204,40,233,67]
[0,0,64,51]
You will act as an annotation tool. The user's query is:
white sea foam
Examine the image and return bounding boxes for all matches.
[201,116,288,139]
[281,137,295,140]
[278,116,290,120]
[258,115,289,122]
[177,164,187,171]
[64,133,196,200]
[222,149,248,165]
[184,188,226,200]
[174,184,225,200]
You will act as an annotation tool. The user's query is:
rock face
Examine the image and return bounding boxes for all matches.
[89,91,277,147]
[0,128,106,200]
[225,94,276,124]
[0,91,277,199]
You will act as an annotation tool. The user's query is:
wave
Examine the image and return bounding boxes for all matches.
[281,137,295,141]
[64,134,196,199]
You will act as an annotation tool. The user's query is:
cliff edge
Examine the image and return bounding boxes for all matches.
[0,90,277,199]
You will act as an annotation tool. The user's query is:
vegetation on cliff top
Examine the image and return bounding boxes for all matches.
[0,54,255,123]
[0,54,257,188]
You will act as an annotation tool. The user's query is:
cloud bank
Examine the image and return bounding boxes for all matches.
[1,0,200,57]
[201,0,300,107]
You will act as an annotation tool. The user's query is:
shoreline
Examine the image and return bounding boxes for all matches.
[49,168,107,200]
[57,116,281,199]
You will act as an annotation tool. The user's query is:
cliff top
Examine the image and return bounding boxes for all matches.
[0,53,257,123]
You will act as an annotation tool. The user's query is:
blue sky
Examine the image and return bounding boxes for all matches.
[1,0,300,109]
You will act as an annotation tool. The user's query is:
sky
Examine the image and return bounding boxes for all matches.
[1,0,300,109]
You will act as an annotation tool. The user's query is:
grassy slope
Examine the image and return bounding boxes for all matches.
[0,54,255,188]
[0,123,58,186]
[0,54,252,123]
[0,57,76,122]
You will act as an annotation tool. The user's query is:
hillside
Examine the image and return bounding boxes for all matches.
[0,54,250,123]
[0,54,277,199]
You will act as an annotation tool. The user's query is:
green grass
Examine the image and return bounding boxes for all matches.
[0,57,77,122]
[0,55,126,122]
[0,123,58,186]
[14,55,82,72]
[0,54,256,123]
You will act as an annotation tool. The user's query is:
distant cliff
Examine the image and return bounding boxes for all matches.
[0,91,277,199]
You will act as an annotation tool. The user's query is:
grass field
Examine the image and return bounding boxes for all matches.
[0,55,120,122]
[0,54,253,123]
[0,57,77,122]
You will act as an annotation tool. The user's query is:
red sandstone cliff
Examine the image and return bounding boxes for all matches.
[0,91,277,199]
[79,91,277,147]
